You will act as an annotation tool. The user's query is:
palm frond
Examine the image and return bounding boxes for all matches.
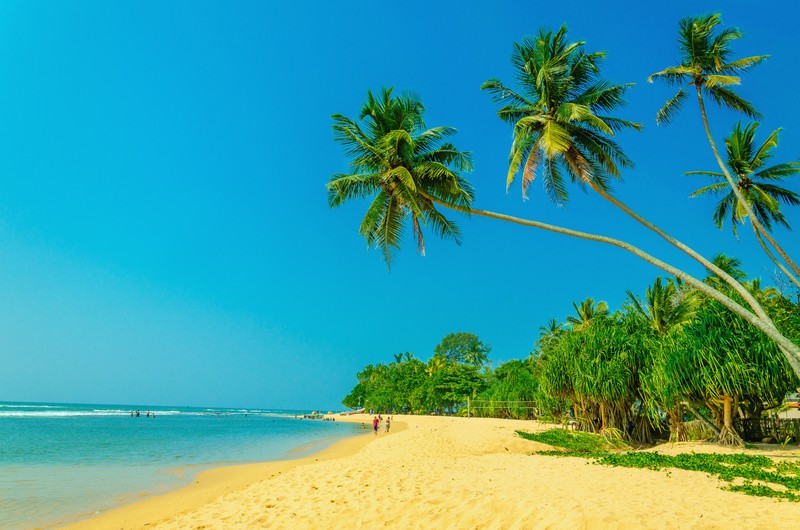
[522,146,542,199]
[655,88,688,125]
[684,170,726,179]
[327,173,382,207]
[542,157,568,205]
[749,126,781,169]
[540,120,572,157]
[705,85,762,119]
[689,182,729,198]
[647,65,695,85]
[507,130,538,190]
[704,74,740,87]
[385,166,417,194]
[599,116,644,133]
[753,162,800,180]
[722,55,769,72]
[755,183,800,205]
[555,103,613,134]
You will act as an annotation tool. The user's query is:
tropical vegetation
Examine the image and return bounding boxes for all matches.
[333,13,800,448]
[520,429,800,501]
[343,258,800,447]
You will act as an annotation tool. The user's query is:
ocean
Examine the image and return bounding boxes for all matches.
[0,401,359,529]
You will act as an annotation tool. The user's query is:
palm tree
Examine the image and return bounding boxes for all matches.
[482,24,785,364]
[536,318,564,352]
[688,122,800,287]
[649,14,800,282]
[566,298,609,331]
[328,88,474,268]
[329,88,800,377]
[703,253,747,290]
[626,277,695,335]
[481,26,641,204]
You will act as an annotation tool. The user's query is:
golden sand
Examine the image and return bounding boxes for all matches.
[64,414,800,529]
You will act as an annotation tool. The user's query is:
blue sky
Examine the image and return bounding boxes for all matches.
[0,1,798,410]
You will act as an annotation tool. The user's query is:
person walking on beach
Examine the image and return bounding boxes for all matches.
[372,416,379,436]
[385,416,391,433]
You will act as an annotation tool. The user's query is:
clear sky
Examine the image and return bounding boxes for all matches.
[0,1,798,410]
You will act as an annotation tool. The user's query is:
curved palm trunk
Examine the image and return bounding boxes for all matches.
[586,178,800,386]
[753,225,800,290]
[419,191,800,377]
[586,180,780,325]
[695,87,800,280]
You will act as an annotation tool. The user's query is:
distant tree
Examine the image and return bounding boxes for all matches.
[477,359,538,419]
[566,298,608,331]
[626,277,695,335]
[434,332,491,367]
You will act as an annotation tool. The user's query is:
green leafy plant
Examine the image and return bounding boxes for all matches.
[521,429,800,501]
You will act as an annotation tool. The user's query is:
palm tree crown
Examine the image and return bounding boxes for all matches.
[328,88,474,267]
[648,13,768,125]
[566,298,609,330]
[688,122,800,235]
[626,277,695,334]
[482,26,641,204]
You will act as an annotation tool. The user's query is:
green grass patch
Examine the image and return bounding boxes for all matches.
[516,428,629,453]
[519,429,800,502]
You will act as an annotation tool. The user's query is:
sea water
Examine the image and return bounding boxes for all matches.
[0,401,359,529]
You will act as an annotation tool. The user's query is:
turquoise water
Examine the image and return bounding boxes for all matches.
[0,401,357,529]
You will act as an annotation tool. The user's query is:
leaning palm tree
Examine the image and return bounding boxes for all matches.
[649,14,800,281]
[328,88,474,268]
[688,122,800,287]
[329,88,800,376]
[482,24,784,363]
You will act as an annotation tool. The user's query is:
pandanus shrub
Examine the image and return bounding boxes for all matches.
[664,298,799,446]
[540,313,653,442]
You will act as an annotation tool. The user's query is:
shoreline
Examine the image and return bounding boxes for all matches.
[60,415,381,529]
[63,414,800,529]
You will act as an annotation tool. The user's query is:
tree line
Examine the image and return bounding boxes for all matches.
[344,257,800,447]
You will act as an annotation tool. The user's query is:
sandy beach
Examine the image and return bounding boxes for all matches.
[63,414,800,530]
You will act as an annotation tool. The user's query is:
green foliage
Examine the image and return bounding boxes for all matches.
[342,333,492,414]
[517,429,629,453]
[483,26,641,204]
[671,297,797,404]
[434,332,491,366]
[598,452,800,501]
[522,430,800,501]
[475,359,538,419]
[328,87,474,268]
[688,123,800,235]
[649,14,767,124]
